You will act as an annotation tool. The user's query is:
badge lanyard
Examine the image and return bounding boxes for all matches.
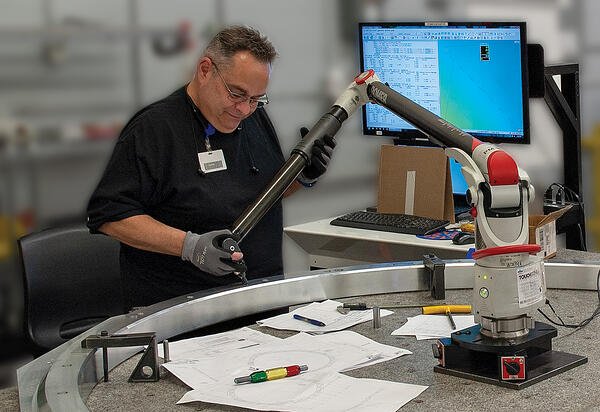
[197,123,227,174]
[188,96,227,174]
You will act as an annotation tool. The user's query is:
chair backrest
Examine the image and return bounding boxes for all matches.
[18,224,123,350]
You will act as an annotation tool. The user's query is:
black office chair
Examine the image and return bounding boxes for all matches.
[18,224,124,352]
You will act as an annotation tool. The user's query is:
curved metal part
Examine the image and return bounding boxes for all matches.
[17,259,600,411]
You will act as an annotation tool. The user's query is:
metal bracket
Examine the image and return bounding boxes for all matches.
[81,331,160,383]
[543,63,585,250]
[423,254,446,300]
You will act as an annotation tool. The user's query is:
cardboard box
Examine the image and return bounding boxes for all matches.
[529,205,572,259]
[377,145,455,222]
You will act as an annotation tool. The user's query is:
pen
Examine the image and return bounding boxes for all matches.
[234,364,308,384]
[446,308,457,330]
[293,314,326,327]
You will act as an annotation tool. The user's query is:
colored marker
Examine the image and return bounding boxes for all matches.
[293,314,326,327]
[234,364,308,384]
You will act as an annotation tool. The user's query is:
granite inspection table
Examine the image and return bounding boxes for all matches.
[14,249,600,411]
[83,288,600,412]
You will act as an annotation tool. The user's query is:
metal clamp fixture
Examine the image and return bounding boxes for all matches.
[424,254,446,300]
[81,331,161,383]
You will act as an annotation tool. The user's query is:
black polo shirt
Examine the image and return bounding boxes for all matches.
[87,87,285,309]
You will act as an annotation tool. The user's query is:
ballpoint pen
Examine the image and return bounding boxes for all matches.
[293,314,326,327]
[234,364,308,384]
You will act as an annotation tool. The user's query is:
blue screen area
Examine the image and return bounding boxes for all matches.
[360,23,529,143]
[438,40,523,134]
[449,158,469,196]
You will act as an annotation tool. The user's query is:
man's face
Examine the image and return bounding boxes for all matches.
[198,51,270,133]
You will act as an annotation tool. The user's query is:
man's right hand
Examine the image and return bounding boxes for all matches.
[181,229,244,276]
[298,127,337,185]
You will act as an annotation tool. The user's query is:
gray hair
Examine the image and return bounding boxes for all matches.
[204,25,277,68]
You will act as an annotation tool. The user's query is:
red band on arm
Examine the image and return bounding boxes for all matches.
[487,151,519,185]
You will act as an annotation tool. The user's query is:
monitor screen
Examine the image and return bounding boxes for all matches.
[359,22,530,145]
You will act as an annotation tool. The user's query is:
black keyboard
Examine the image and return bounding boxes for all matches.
[330,211,449,236]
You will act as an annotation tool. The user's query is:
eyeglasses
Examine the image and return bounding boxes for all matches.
[211,62,269,108]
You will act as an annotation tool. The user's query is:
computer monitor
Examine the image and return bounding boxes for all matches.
[359,21,529,144]
[359,21,530,198]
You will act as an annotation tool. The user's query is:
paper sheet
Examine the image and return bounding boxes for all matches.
[257,299,393,333]
[391,314,476,340]
[165,328,425,411]
[178,370,428,412]
[164,330,410,389]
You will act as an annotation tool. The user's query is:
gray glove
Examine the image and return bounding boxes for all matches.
[181,229,243,276]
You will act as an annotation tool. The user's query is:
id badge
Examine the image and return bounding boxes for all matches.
[198,149,227,174]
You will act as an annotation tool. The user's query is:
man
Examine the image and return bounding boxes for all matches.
[87,26,334,310]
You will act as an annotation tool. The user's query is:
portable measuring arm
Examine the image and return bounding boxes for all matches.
[231,69,544,339]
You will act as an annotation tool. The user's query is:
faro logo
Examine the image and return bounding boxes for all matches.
[372,88,388,104]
